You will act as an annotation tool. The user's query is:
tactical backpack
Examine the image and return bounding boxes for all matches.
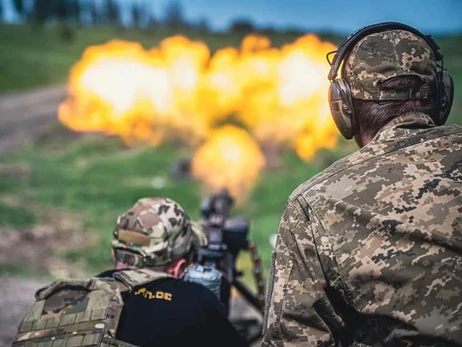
[13,269,172,347]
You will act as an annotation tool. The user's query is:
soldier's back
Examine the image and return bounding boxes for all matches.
[293,117,462,344]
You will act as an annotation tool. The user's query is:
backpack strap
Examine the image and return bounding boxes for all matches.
[112,269,173,292]
[35,278,114,300]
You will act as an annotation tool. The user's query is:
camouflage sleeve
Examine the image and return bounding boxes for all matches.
[262,199,343,346]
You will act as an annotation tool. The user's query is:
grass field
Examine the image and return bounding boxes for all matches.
[0,24,310,91]
[0,125,356,285]
[0,24,461,288]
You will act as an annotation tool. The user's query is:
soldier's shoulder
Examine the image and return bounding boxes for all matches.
[289,123,462,201]
[144,275,203,294]
[288,152,359,201]
[428,123,462,136]
[440,123,462,131]
[415,123,462,154]
[432,123,462,141]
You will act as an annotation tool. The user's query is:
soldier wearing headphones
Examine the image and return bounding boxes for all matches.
[262,23,461,346]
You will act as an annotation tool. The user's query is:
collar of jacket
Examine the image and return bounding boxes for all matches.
[372,112,436,144]
[289,112,449,197]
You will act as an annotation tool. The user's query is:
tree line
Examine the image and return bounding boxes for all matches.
[0,0,277,34]
[1,0,196,30]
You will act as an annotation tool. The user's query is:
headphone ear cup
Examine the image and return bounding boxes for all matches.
[328,79,354,140]
[435,71,454,126]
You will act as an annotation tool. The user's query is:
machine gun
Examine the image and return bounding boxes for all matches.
[194,188,266,344]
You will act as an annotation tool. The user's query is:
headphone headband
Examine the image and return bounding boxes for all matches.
[328,22,443,81]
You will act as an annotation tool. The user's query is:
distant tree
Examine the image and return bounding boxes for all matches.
[53,0,70,22]
[32,0,54,26]
[259,26,277,35]
[163,0,187,29]
[68,0,81,25]
[143,0,157,30]
[147,12,157,29]
[132,2,143,29]
[230,18,255,34]
[105,0,120,26]
[13,0,26,18]
[284,26,306,37]
[89,1,100,25]
[196,17,210,33]
[53,0,76,41]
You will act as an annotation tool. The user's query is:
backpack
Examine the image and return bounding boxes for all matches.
[13,269,173,347]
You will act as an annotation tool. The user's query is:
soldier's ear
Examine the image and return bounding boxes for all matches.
[111,249,116,264]
[168,258,187,278]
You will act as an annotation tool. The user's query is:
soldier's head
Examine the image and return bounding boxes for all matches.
[111,197,209,278]
[327,23,453,147]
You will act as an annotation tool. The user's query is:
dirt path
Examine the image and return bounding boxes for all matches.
[0,85,66,344]
[0,85,66,154]
[0,277,46,346]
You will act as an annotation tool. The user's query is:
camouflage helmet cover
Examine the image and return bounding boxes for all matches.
[112,197,209,267]
[343,30,437,100]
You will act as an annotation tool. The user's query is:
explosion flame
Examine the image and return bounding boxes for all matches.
[58,34,338,198]
[192,126,265,200]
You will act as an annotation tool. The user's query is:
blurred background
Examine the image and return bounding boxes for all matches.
[0,0,461,344]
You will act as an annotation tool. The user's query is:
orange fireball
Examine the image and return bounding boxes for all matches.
[191,126,265,200]
[58,33,339,198]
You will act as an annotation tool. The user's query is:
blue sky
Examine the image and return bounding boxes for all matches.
[2,0,462,34]
[169,0,462,34]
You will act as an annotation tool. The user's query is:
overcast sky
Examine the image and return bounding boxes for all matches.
[2,0,462,34]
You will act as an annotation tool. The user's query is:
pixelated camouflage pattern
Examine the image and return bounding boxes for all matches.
[112,197,208,267]
[13,269,168,346]
[263,112,462,346]
[344,30,437,100]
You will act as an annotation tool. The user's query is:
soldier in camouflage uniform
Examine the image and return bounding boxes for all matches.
[14,197,247,347]
[102,197,248,346]
[262,25,462,346]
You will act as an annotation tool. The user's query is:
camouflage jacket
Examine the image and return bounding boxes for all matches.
[262,112,462,346]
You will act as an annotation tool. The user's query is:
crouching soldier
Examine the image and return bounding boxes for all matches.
[13,197,248,347]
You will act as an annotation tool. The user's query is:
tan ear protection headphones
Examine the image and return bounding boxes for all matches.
[326,22,454,140]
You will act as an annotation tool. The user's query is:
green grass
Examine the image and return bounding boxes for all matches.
[0,202,36,227]
[0,262,38,278]
[437,35,462,125]
[0,126,355,285]
[0,24,305,91]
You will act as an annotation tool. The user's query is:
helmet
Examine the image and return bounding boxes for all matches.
[112,197,208,267]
